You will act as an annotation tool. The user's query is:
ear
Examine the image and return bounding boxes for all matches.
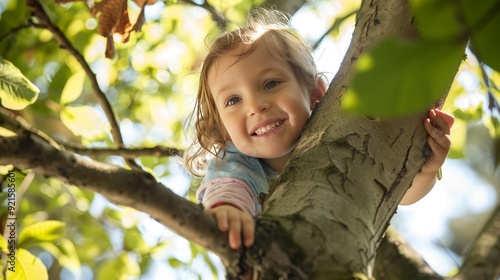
[309,78,327,110]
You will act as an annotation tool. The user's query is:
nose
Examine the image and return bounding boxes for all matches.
[247,94,270,116]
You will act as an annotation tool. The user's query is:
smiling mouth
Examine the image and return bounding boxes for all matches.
[253,120,284,136]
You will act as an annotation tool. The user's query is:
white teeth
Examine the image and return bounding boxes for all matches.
[255,121,282,136]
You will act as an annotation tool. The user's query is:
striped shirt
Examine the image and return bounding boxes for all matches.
[196,142,279,216]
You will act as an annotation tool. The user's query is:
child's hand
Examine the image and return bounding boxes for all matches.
[423,109,455,173]
[205,204,255,249]
[400,109,454,205]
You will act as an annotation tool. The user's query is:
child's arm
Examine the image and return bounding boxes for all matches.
[400,109,455,205]
[205,204,255,249]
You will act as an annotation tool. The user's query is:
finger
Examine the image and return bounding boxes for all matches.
[428,110,451,134]
[433,109,455,127]
[425,137,447,170]
[207,208,229,232]
[424,119,452,149]
[427,136,448,158]
[227,212,242,249]
[241,215,255,247]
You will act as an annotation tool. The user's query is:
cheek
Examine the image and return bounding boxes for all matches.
[214,115,231,141]
[287,100,312,123]
[219,117,241,139]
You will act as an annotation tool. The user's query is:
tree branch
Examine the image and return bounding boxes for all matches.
[179,0,228,29]
[0,108,183,160]
[0,132,239,264]
[25,0,140,169]
[0,107,62,149]
[375,228,444,280]
[0,21,37,42]
[64,144,184,159]
[458,205,500,280]
[312,9,358,50]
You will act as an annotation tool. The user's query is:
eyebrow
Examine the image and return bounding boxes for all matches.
[260,66,285,77]
[212,66,287,100]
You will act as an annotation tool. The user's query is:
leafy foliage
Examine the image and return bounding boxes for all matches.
[343,39,464,117]
[463,0,500,73]
[5,248,48,280]
[18,220,66,248]
[343,0,500,120]
[341,0,500,167]
[0,57,39,110]
[0,0,499,278]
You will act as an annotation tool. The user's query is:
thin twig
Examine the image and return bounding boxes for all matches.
[312,9,357,50]
[0,107,62,150]
[0,108,183,159]
[0,23,32,42]
[179,0,228,29]
[25,0,141,170]
[65,144,184,158]
[0,133,237,264]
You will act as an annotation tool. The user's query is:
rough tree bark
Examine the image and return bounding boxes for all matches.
[236,0,433,278]
[1,0,499,279]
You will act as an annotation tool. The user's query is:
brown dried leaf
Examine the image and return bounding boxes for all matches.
[105,34,116,59]
[97,0,125,37]
[90,0,112,16]
[132,4,146,32]
[132,0,157,6]
[90,0,108,17]
[113,1,132,43]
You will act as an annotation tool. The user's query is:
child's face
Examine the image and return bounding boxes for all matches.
[208,43,314,171]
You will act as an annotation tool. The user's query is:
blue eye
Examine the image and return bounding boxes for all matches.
[226,96,241,107]
[264,80,279,90]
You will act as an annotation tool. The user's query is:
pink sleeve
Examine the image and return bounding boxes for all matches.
[196,178,255,216]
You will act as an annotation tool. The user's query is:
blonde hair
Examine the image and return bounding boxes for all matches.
[184,8,319,176]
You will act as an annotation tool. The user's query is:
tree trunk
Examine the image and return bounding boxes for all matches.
[235,0,441,278]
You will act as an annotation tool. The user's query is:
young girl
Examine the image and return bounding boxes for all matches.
[184,9,454,250]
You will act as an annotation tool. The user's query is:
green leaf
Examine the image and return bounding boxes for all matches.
[60,70,86,105]
[124,227,150,255]
[5,248,48,280]
[96,252,140,280]
[75,238,105,263]
[452,106,483,121]
[18,220,66,248]
[0,57,39,110]
[73,215,113,263]
[37,239,81,274]
[60,105,110,139]
[412,0,500,72]
[150,241,171,258]
[342,38,464,117]
[463,0,500,72]
[168,257,185,268]
[410,0,463,41]
[102,207,124,224]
